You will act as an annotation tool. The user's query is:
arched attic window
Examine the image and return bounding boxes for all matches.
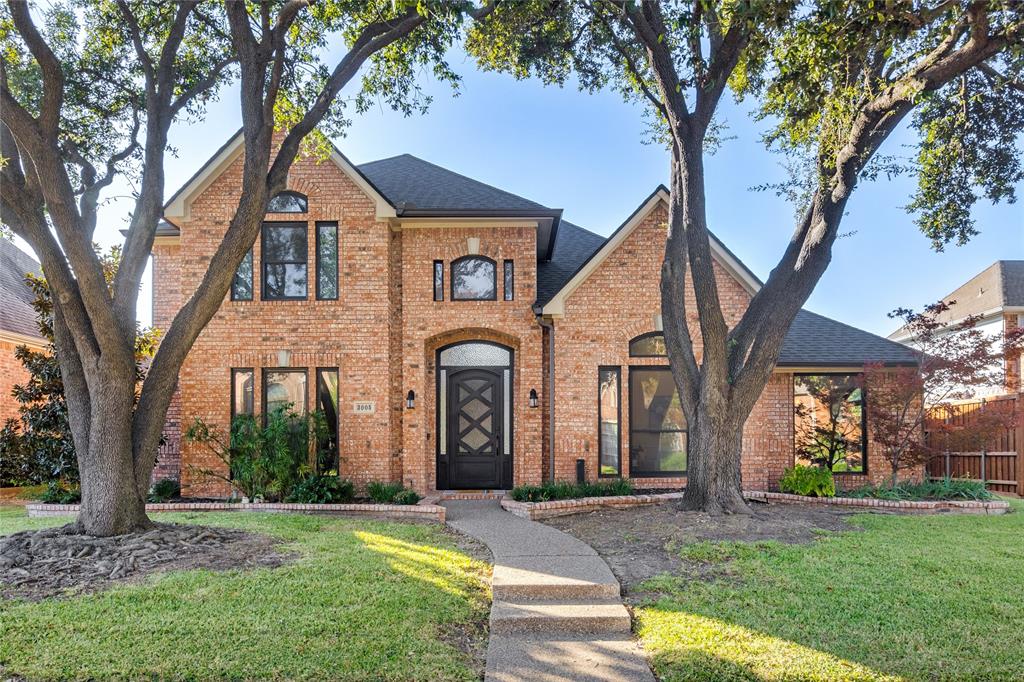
[451,256,497,300]
[629,332,667,357]
[267,190,308,213]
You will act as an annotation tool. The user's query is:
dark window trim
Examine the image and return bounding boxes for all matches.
[315,221,338,301]
[267,190,308,213]
[261,221,308,301]
[793,372,868,476]
[230,367,254,420]
[628,365,687,478]
[433,260,444,301]
[597,365,622,478]
[503,259,514,301]
[261,367,308,425]
[450,255,498,301]
[629,331,667,358]
[316,367,340,475]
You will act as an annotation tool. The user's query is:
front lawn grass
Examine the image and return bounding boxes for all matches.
[0,507,490,681]
[636,500,1024,681]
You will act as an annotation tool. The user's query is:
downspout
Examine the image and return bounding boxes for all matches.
[535,308,556,482]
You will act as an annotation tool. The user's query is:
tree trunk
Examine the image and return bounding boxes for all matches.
[73,362,152,536]
[679,389,751,514]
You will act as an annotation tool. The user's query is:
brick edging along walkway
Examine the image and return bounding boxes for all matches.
[25,501,446,522]
[501,490,1009,520]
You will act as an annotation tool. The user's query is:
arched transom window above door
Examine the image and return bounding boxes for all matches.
[629,332,666,357]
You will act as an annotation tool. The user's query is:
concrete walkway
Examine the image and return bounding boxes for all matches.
[445,500,655,682]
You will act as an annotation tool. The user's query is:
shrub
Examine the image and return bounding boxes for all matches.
[779,465,836,498]
[843,477,991,501]
[510,478,635,502]
[147,478,181,503]
[286,475,356,504]
[368,481,415,501]
[184,407,329,502]
[40,480,81,504]
[392,489,422,505]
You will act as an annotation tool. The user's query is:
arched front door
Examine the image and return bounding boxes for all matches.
[436,342,513,489]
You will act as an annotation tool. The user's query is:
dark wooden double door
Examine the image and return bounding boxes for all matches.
[443,367,512,490]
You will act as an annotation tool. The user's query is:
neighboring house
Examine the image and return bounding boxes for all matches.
[151,131,917,496]
[888,260,1024,399]
[0,239,45,425]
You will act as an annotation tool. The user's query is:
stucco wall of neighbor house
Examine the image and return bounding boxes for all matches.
[399,224,545,492]
[547,202,900,491]
[159,149,396,497]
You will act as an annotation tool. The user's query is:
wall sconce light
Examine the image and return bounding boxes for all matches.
[406,390,416,409]
[529,388,539,408]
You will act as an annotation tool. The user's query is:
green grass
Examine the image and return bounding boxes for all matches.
[636,499,1024,681]
[0,506,490,681]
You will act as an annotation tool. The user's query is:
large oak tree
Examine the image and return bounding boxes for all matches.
[1,0,480,535]
[471,0,1023,512]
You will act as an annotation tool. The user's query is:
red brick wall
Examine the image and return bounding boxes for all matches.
[162,149,394,497]
[0,339,37,426]
[1005,313,1021,395]
[399,226,544,491]
[548,202,892,491]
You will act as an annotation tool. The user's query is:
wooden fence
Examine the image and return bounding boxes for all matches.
[925,395,1023,495]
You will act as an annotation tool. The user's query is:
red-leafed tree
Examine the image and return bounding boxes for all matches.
[863,301,1021,485]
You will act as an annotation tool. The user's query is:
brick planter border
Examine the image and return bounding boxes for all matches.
[501,490,1009,520]
[25,501,446,523]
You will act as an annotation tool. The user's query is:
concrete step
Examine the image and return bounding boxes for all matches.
[492,555,621,601]
[490,598,632,635]
[485,633,656,682]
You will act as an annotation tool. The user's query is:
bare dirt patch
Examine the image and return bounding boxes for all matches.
[0,523,293,601]
[544,500,858,591]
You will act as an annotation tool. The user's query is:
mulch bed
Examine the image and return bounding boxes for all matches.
[544,501,858,591]
[0,523,293,601]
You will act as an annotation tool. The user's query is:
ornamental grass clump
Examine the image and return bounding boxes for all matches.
[510,478,635,502]
[843,477,991,501]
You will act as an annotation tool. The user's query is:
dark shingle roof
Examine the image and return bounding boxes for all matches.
[358,154,550,213]
[537,219,606,307]
[779,310,918,366]
[0,239,44,340]
[1000,260,1024,307]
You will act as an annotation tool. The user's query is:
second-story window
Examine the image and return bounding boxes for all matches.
[267,191,307,213]
[232,248,253,301]
[262,221,307,300]
[433,260,444,301]
[503,260,514,301]
[316,222,338,300]
[451,256,496,300]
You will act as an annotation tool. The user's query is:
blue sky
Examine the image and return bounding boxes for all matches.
[25,48,1022,337]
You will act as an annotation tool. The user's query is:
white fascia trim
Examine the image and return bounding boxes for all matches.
[163,132,395,223]
[0,329,47,349]
[541,188,761,317]
[888,306,1019,342]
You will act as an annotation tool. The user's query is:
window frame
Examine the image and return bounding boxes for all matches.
[315,221,338,301]
[597,365,622,478]
[629,331,667,358]
[231,248,254,301]
[316,367,340,475]
[261,221,309,301]
[433,260,444,301]
[261,367,308,424]
[230,368,255,420]
[503,259,514,301]
[267,190,308,213]
[792,372,868,476]
[628,365,688,478]
[450,255,498,301]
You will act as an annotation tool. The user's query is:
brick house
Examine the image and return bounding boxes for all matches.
[152,132,917,497]
[0,239,45,426]
[888,260,1024,399]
